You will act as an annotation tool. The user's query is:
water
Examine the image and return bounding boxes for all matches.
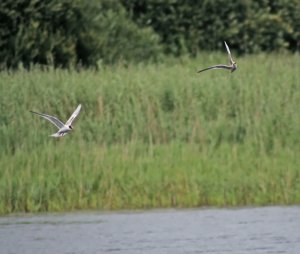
[0,206,299,254]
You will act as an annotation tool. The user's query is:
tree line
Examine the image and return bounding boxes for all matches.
[0,0,299,69]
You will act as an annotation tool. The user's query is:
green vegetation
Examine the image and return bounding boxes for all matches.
[0,53,299,214]
[1,0,299,69]
[123,0,300,55]
[0,0,162,69]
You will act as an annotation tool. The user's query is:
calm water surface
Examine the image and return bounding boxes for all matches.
[0,206,299,254]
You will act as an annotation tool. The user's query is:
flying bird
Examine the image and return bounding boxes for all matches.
[197,41,237,73]
[30,104,82,137]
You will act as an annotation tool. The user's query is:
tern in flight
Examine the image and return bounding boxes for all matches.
[197,41,237,73]
[30,104,82,137]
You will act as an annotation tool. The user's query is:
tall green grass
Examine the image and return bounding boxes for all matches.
[0,53,299,214]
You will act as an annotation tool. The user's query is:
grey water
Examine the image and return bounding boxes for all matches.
[0,206,299,254]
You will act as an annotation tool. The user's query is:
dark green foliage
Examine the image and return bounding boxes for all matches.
[75,0,163,67]
[0,0,81,69]
[0,0,162,69]
[122,0,299,55]
[0,0,299,69]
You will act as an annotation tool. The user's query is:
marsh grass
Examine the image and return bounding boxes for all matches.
[0,53,299,214]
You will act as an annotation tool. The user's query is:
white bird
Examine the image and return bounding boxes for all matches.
[30,104,82,137]
[197,41,237,73]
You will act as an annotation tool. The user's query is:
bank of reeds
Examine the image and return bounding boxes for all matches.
[0,53,299,214]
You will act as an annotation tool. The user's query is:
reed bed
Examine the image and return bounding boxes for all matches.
[0,53,299,214]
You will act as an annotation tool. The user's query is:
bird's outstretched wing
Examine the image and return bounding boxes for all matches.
[65,104,82,126]
[197,64,232,73]
[30,111,64,129]
[224,41,234,65]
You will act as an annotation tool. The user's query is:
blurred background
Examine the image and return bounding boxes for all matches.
[0,0,299,69]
